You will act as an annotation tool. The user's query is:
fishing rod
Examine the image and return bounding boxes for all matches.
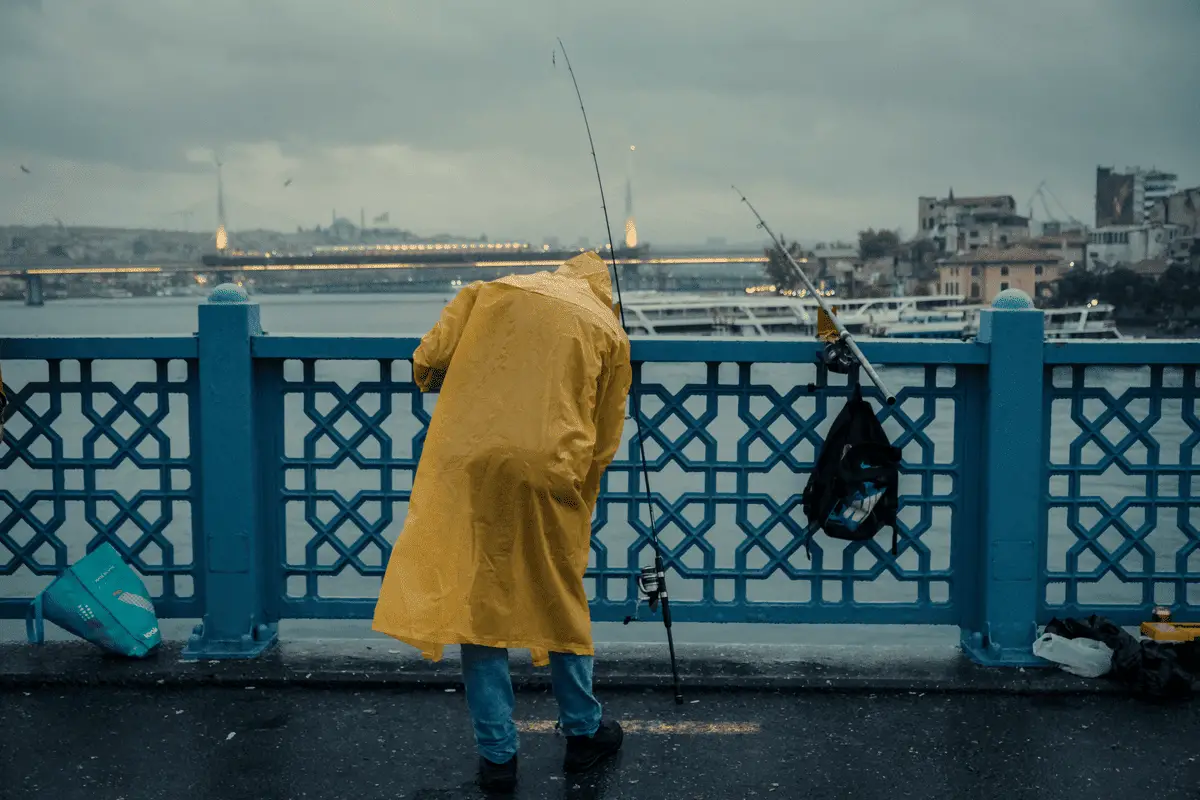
[732,186,896,405]
[557,37,684,706]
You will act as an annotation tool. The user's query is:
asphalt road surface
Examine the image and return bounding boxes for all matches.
[3,685,1199,799]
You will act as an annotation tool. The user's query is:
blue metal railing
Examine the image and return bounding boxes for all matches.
[2,290,1198,665]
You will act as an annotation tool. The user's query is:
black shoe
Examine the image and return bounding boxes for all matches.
[564,719,624,774]
[478,753,517,793]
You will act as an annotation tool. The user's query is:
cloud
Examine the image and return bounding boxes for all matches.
[1,0,1197,243]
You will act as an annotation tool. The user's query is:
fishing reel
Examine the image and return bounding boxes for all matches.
[821,338,857,375]
[805,338,857,393]
[622,565,663,624]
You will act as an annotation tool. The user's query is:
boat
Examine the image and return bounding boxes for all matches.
[620,293,816,336]
[1023,302,1123,340]
[621,293,1124,340]
[866,310,971,339]
[620,293,966,338]
[818,295,968,335]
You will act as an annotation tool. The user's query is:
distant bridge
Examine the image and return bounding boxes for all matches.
[0,248,767,278]
[2,247,772,306]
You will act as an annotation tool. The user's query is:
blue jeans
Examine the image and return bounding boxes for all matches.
[460,644,602,763]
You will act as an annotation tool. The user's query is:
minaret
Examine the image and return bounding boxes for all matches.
[623,145,637,249]
[214,159,228,253]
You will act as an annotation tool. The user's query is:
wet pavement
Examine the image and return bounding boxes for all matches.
[3,685,1199,799]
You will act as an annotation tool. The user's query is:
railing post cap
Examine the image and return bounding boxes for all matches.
[208,283,249,304]
[991,289,1034,310]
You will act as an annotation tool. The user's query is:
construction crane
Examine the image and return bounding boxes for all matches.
[1026,180,1085,229]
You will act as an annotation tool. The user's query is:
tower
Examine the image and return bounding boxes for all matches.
[214,159,228,253]
[623,145,637,249]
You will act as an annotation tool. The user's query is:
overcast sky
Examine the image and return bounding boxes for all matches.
[1,0,1197,245]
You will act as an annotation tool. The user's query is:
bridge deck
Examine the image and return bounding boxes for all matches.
[6,681,1196,799]
[3,637,1198,798]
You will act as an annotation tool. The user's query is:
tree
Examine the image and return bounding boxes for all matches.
[1100,268,1150,313]
[1050,266,1100,308]
[1153,265,1200,314]
[763,238,811,293]
[904,238,940,283]
[858,228,901,261]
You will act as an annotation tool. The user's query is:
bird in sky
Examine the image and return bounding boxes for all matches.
[19,165,31,174]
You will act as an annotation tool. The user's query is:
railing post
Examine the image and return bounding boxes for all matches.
[182,283,278,659]
[961,290,1045,667]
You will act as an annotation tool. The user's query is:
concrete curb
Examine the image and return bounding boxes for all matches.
[0,639,1122,696]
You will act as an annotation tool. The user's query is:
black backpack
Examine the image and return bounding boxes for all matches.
[801,385,903,558]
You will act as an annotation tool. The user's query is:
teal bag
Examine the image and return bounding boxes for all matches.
[26,542,162,657]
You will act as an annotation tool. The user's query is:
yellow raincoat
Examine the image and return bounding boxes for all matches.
[372,252,632,667]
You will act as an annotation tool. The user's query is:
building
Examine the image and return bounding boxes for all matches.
[937,246,1063,304]
[1129,258,1170,281]
[917,192,1030,255]
[1024,232,1087,272]
[811,243,858,282]
[1142,169,1178,221]
[1150,186,1200,231]
[1086,224,1184,269]
[1148,186,1200,268]
[1095,166,1178,227]
[1088,181,1196,270]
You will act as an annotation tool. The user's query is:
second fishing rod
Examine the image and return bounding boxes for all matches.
[733,186,896,405]
[557,37,684,706]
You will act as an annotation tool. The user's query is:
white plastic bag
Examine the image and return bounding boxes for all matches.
[1033,632,1113,678]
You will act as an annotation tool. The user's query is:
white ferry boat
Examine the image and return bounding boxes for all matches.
[1002,302,1123,340]
[866,309,972,339]
[621,292,1123,340]
[823,295,968,335]
[620,293,970,337]
[620,293,816,336]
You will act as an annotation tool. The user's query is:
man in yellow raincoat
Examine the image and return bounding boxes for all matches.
[373,251,631,790]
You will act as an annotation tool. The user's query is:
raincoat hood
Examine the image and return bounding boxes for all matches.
[554,251,614,308]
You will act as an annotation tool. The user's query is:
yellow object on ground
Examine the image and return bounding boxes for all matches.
[1141,622,1200,642]
[372,252,632,667]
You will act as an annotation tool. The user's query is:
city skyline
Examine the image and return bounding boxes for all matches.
[1,1,1197,244]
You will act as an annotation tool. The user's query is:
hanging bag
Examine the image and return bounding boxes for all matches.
[801,385,903,557]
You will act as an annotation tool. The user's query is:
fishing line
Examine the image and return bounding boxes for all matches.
[556,37,683,705]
